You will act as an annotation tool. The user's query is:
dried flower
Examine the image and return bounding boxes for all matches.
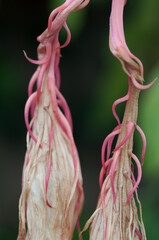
[81,0,155,239]
[17,1,89,239]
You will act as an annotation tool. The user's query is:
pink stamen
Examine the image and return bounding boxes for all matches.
[23,43,51,65]
[24,92,42,148]
[37,63,48,102]
[48,3,67,32]
[101,129,120,169]
[112,92,129,125]
[28,67,40,97]
[131,75,156,90]
[60,22,71,48]
[126,153,142,205]
[56,87,73,130]
[136,125,146,165]
[99,158,113,189]
[110,150,120,207]
[106,124,121,160]
[113,121,134,152]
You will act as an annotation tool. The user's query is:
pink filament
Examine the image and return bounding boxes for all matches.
[99,158,113,189]
[24,92,42,147]
[101,129,120,169]
[24,42,51,65]
[110,149,120,207]
[126,153,142,205]
[60,21,71,48]
[136,124,146,165]
[131,75,156,90]
[113,120,134,152]
[56,87,73,130]
[37,63,48,102]
[28,67,40,97]
[112,92,129,125]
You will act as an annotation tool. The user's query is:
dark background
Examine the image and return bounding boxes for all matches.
[0,0,159,239]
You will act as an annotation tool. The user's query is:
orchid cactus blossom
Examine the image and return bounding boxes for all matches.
[17,1,89,239]
[81,0,155,239]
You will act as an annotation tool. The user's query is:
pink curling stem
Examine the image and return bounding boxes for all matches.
[113,120,134,152]
[99,158,113,189]
[112,91,129,125]
[45,123,54,208]
[131,74,156,90]
[24,42,51,65]
[106,123,121,160]
[110,149,120,207]
[101,129,120,169]
[47,2,69,32]
[126,153,142,205]
[58,108,78,172]
[60,21,71,49]
[24,91,42,147]
[37,62,48,102]
[54,44,61,89]
[136,124,146,165]
[28,67,40,118]
[56,87,73,130]
[28,67,40,97]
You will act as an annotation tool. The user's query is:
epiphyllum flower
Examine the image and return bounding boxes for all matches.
[81,0,154,239]
[17,0,89,239]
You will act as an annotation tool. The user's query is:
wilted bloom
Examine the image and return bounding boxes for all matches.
[81,0,155,239]
[17,0,89,239]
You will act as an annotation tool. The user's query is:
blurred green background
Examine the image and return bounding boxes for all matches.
[0,0,159,239]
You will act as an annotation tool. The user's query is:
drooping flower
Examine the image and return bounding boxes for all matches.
[81,0,155,239]
[17,1,89,239]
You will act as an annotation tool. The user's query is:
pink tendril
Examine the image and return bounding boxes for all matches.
[131,75,156,90]
[136,125,146,165]
[112,92,129,125]
[24,91,42,148]
[110,149,120,208]
[37,63,48,102]
[126,153,142,205]
[60,21,71,48]
[28,67,40,97]
[106,124,121,160]
[99,158,113,189]
[23,42,51,65]
[101,129,120,170]
[56,87,73,130]
[113,120,134,152]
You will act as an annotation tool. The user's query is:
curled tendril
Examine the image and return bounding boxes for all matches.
[126,153,142,205]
